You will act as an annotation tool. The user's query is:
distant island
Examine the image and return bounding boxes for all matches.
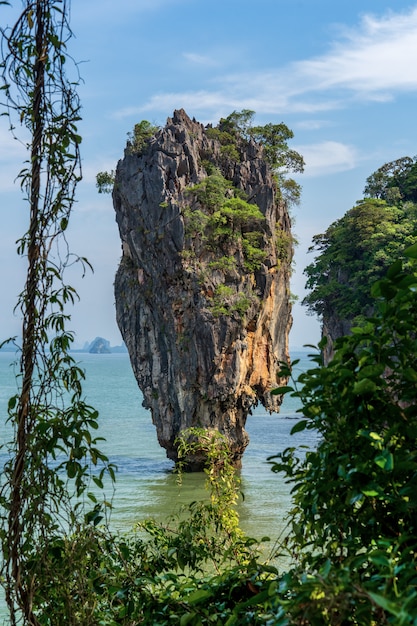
[77,337,128,354]
[0,337,127,354]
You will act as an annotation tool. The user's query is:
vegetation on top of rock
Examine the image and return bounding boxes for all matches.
[97,110,304,208]
[96,121,159,193]
[127,119,159,154]
[364,155,417,203]
[206,109,304,206]
[303,173,417,326]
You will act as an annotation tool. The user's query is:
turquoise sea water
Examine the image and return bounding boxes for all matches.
[0,349,317,621]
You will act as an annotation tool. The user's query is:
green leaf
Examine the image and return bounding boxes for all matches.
[368,592,402,617]
[290,420,308,434]
[8,395,17,411]
[361,487,380,497]
[353,378,378,395]
[403,367,417,382]
[374,450,394,471]
[369,551,390,568]
[386,259,403,278]
[180,613,197,626]
[368,431,383,442]
[185,588,213,605]
[404,241,417,259]
[93,476,103,489]
[271,385,294,396]
[66,460,77,478]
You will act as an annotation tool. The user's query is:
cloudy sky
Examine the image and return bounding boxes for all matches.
[1,0,417,350]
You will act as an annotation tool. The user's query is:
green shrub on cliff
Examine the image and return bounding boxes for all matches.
[183,172,268,315]
[127,119,159,153]
[209,110,305,206]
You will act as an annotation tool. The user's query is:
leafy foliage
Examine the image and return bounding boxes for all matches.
[206,110,304,206]
[183,171,268,317]
[303,197,417,322]
[270,242,417,624]
[95,120,158,193]
[96,169,115,193]
[185,173,266,259]
[364,155,417,203]
[12,428,281,625]
[0,3,114,623]
[127,119,159,153]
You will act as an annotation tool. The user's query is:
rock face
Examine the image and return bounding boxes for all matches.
[322,316,353,365]
[113,110,293,468]
[89,337,111,354]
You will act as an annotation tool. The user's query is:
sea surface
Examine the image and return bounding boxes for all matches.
[0,348,318,621]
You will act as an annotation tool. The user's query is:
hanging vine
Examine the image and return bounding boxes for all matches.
[0,2,114,624]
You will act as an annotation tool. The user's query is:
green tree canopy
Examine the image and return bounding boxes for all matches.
[364,155,417,203]
[209,110,304,206]
[270,243,417,624]
[303,197,417,322]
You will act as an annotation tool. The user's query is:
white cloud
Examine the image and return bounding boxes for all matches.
[113,90,243,121]
[182,52,219,67]
[295,120,333,131]
[295,7,417,97]
[119,5,417,120]
[294,141,357,177]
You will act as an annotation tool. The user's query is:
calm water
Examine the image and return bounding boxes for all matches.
[0,349,317,620]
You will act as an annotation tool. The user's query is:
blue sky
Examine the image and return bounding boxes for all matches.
[1,0,417,350]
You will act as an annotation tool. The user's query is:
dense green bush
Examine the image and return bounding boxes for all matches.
[303,197,417,323]
[270,241,417,624]
[9,245,417,623]
[364,156,417,204]
[206,110,304,207]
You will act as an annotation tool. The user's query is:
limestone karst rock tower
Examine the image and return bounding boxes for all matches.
[113,110,293,468]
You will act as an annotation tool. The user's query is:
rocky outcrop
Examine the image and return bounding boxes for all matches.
[322,316,353,364]
[89,337,111,354]
[113,109,293,468]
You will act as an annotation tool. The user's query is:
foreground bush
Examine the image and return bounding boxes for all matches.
[270,241,417,624]
[14,246,417,625]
